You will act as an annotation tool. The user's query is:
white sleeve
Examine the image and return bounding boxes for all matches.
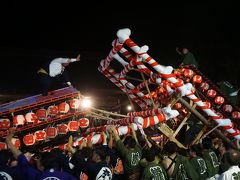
[49,62,62,77]
[49,58,76,77]
[51,58,71,64]
[69,58,77,62]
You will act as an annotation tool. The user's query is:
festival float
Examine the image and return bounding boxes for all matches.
[0,28,240,152]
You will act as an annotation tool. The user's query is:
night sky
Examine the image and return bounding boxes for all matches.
[0,1,240,103]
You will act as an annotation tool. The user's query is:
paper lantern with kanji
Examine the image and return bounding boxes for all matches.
[35,130,47,141]
[192,75,202,84]
[0,142,7,150]
[183,69,194,78]
[36,108,47,120]
[0,118,10,130]
[57,124,68,134]
[11,138,21,149]
[23,134,35,146]
[25,112,38,123]
[47,105,59,117]
[79,118,90,128]
[58,102,70,113]
[46,127,58,138]
[207,89,217,98]
[68,121,79,132]
[69,98,81,109]
[13,115,25,126]
[223,104,233,113]
[214,96,224,105]
[200,82,209,92]
[232,111,240,119]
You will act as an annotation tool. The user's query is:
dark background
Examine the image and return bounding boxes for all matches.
[0,1,240,106]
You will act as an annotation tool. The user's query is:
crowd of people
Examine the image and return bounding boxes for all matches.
[1,125,240,180]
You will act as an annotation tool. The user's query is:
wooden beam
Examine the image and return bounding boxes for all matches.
[175,94,236,149]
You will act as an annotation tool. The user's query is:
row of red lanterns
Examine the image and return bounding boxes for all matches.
[173,68,240,118]
[0,99,81,129]
[0,118,90,149]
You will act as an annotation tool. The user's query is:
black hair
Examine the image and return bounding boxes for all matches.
[163,141,178,155]
[94,146,108,161]
[190,144,203,157]
[202,137,212,149]
[81,147,93,159]
[0,150,11,165]
[126,137,136,149]
[40,152,59,170]
[225,150,240,166]
[145,148,156,162]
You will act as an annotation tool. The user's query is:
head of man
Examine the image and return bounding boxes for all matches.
[224,149,240,166]
[92,146,108,163]
[182,48,189,54]
[125,136,136,149]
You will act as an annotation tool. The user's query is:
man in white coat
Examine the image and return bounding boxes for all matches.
[37,54,80,96]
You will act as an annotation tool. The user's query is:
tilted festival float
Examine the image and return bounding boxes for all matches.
[0,28,240,152]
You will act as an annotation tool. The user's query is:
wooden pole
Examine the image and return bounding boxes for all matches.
[175,94,236,149]
[140,72,156,108]
[90,107,129,118]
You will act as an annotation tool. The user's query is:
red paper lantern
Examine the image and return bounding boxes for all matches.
[203,101,211,109]
[25,112,38,123]
[23,134,35,146]
[46,127,58,138]
[69,98,81,109]
[36,108,47,120]
[35,130,47,141]
[214,96,224,105]
[207,89,217,98]
[0,118,10,130]
[79,118,90,128]
[0,142,7,150]
[200,82,209,92]
[175,79,184,87]
[11,138,21,149]
[47,105,59,117]
[13,115,25,126]
[232,111,240,119]
[192,75,202,84]
[57,124,68,134]
[68,121,79,132]
[58,102,70,113]
[183,69,194,78]
[223,104,233,113]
